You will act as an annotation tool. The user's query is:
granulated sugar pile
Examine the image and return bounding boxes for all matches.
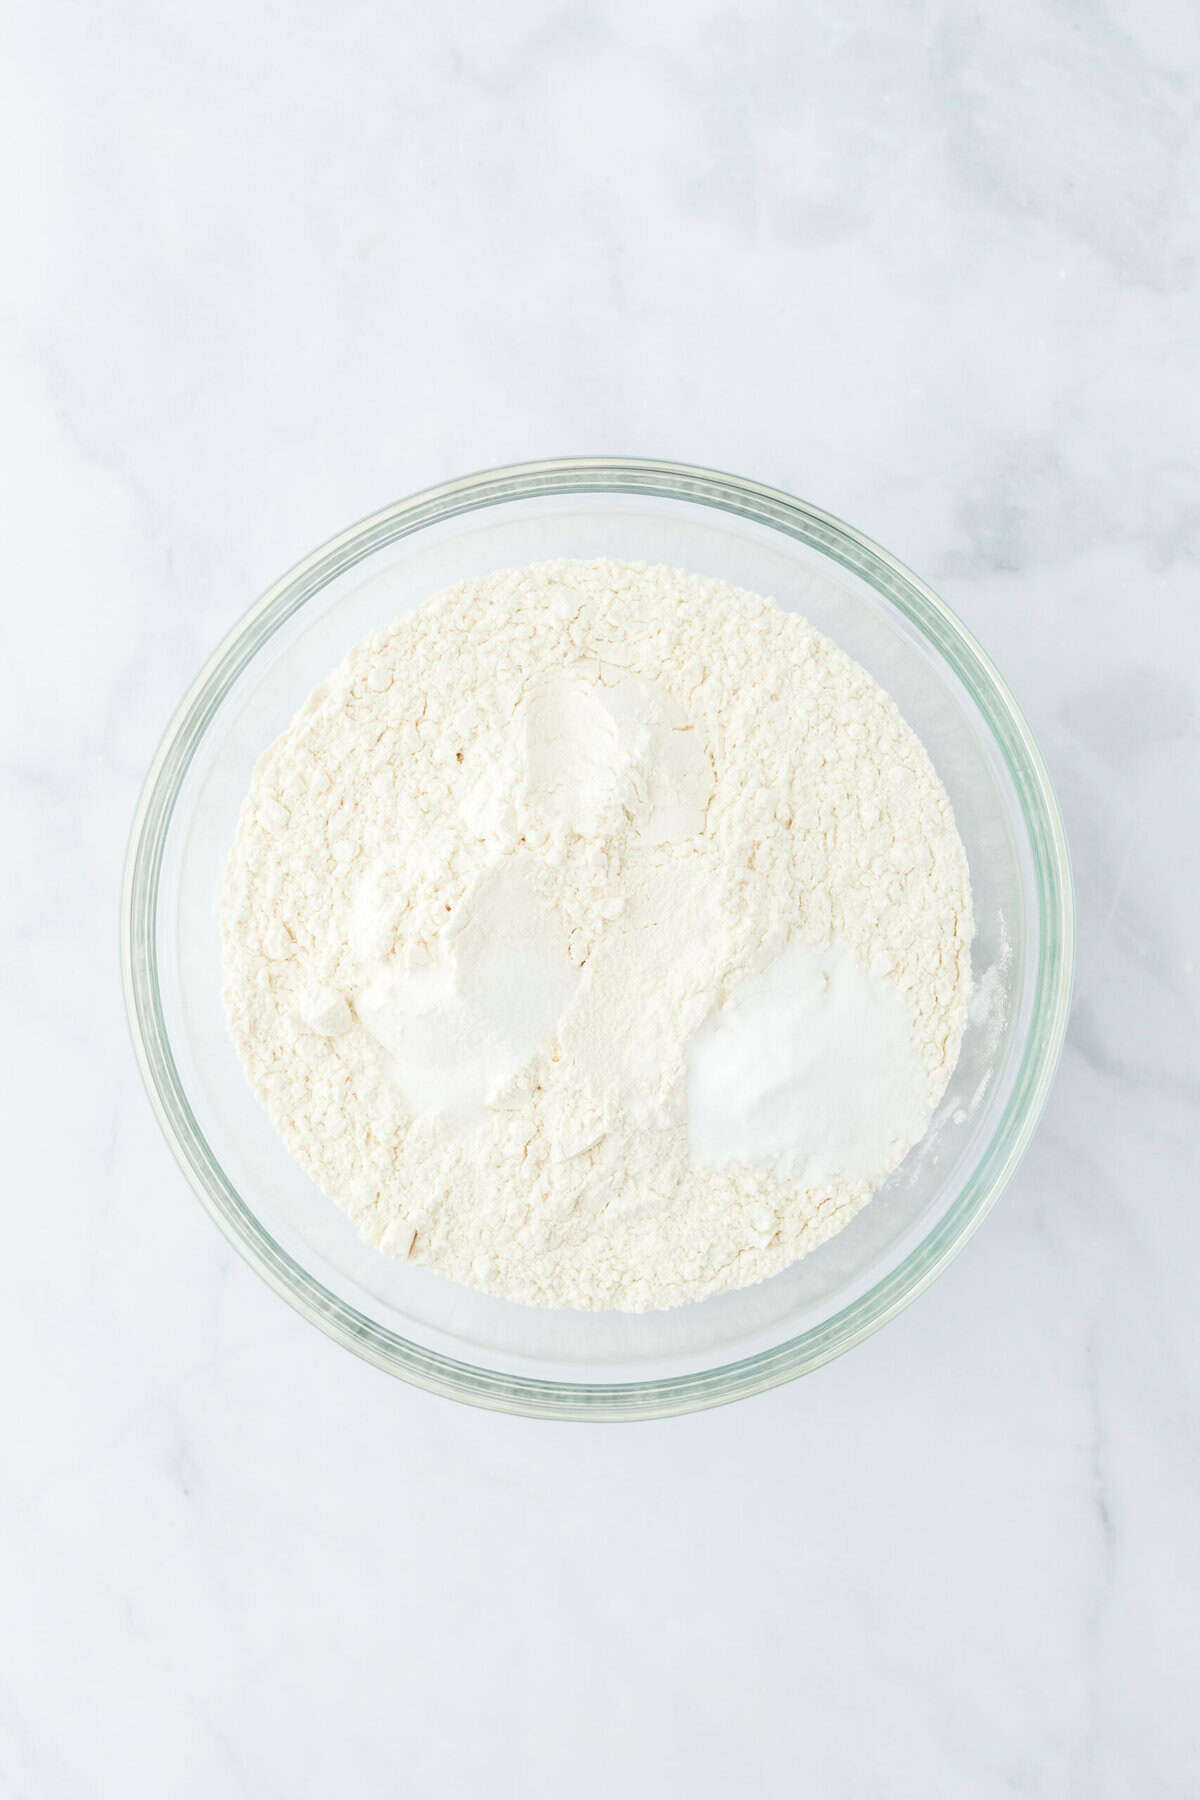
[222,560,972,1310]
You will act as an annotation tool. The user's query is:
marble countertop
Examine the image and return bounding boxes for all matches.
[5,3,1198,1794]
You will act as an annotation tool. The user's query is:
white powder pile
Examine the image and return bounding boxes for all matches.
[222,559,972,1311]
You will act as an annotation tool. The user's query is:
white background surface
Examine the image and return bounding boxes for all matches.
[4,3,1199,1794]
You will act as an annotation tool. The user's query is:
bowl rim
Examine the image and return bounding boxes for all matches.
[121,456,1074,1420]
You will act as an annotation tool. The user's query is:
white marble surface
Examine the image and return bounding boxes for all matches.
[4,2,1199,1793]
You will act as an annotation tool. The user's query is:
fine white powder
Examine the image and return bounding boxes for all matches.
[222,559,973,1311]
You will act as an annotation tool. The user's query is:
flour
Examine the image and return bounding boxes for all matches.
[222,560,973,1311]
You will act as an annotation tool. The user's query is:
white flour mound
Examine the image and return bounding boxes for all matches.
[222,560,973,1311]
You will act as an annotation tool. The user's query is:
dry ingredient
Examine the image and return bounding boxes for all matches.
[222,559,972,1311]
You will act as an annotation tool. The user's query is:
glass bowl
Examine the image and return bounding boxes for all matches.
[122,458,1073,1419]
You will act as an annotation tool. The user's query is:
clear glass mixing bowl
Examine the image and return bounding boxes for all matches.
[122,459,1073,1419]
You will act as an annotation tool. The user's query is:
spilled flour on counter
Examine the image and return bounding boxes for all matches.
[222,560,973,1310]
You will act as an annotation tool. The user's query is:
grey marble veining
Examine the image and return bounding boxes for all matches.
[3,2,1199,1795]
